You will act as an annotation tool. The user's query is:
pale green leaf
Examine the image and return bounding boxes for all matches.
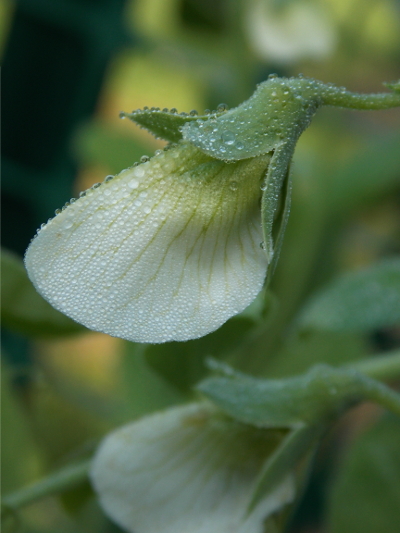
[297,258,400,332]
[328,414,400,533]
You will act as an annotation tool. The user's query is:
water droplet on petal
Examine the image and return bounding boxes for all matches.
[221,131,235,145]
[128,179,139,189]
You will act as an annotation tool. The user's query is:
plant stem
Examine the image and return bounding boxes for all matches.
[347,349,400,382]
[319,83,400,110]
[1,459,90,512]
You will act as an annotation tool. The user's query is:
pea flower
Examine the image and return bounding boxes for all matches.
[24,76,400,343]
[90,402,295,533]
[246,0,336,64]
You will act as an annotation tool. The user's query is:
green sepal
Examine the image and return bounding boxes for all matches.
[198,362,400,429]
[248,424,323,513]
[260,144,293,273]
[296,258,400,333]
[121,108,223,143]
[182,76,322,162]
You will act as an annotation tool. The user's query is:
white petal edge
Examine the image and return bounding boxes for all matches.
[25,142,269,342]
[90,403,295,533]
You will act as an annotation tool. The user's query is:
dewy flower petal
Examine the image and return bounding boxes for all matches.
[90,403,295,533]
[25,142,270,343]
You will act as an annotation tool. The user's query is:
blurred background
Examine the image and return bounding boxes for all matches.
[2,0,400,532]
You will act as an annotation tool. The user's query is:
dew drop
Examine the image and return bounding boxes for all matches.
[235,140,244,150]
[128,179,139,189]
[217,103,228,112]
[119,112,126,119]
[221,130,235,145]
[189,109,198,116]
[105,175,114,183]
[140,155,150,163]
[229,181,238,191]
[170,108,178,114]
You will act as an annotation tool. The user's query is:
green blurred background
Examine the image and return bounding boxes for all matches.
[2,0,400,532]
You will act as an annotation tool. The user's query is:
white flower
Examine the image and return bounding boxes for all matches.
[25,142,270,343]
[246,0,337,64]
[90,402,295,533]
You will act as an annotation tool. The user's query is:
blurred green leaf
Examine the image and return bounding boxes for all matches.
[1,364,43,494]
[72,120,153,175]
[327,414,400,533]
[328,132,400,215]
[1,249,85,338]
[296,258,400,332]
[264,331,366,378]
[145,317,256,393]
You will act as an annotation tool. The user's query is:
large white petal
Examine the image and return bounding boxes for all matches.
[90,403,295,533]
[25,142,269,342]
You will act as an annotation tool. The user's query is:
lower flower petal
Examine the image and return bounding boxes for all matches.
[25,142,270,342]
[90,403,295,533]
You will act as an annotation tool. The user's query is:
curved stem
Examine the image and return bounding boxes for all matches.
[347,349,400,382]
[318,83,400,110]
[1,460,90,513]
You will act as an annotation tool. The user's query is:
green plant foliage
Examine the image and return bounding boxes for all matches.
[198,362,400,428]
[327,414,400,533]
[326,132,400,215]
[1,249,85,338]
[297,258,400,332]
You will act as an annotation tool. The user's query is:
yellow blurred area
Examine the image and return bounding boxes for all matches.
[98,51,206,130]
[36,333,123,397]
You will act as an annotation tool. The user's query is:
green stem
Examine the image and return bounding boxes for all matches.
[1,460,90,513]
[319,83,400,110]
[347,349,400,382]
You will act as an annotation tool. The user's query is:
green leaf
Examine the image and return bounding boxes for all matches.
[122,108,215,143]
[297,258,400,332]
[327,414,400,533]
[264,331,365,379]
[1,248,85,338]
[327,132,400,215]
[1,364,43,494]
